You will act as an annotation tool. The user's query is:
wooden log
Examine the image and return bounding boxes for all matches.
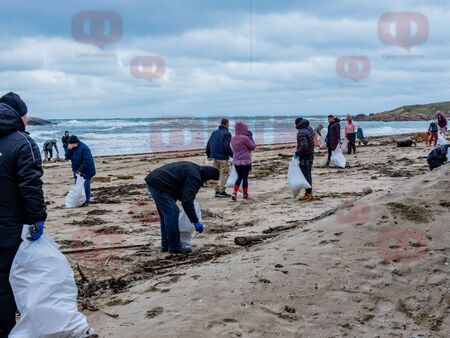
[234,233,281,246]
[92,176,112,183]
[62,244,148,255]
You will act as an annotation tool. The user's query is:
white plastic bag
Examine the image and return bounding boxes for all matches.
[65,174,86,208]
[437,134,448,146]
[225,165,242,190]
[9,225,91,338]
[288,158,312,198]
[179,200,202,249]
[330,144,347,168]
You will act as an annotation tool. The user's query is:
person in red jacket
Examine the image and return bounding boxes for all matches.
[436,111,447,136]
[231,122,256,201]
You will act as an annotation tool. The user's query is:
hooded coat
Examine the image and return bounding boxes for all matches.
[66,141,96,179]
[145,161,219,224]
[326,118,341,150]
[231,122,256,166]
[295,119,315,156]
[0,103,47,247]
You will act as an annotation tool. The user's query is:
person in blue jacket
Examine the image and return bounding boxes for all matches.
[66,135,96,206]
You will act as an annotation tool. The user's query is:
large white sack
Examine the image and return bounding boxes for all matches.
[9,225,91,338]
[179,200,202,249]
[65,174,86,208]
[225,165,242,190]
[288,158,312,198]
[330,144,347,168]
[437,133,448,146]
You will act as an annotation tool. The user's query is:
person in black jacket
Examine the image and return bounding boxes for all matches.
[294,118,315,202]
[325,115,341,166]
[206,119,233,198]
[62,131,70,160]
[0,92,47,337]
[145,162,219,254]
[427,144,450,171]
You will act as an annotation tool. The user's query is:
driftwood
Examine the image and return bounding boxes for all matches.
[234,233,281,246]
[62,244,148,255]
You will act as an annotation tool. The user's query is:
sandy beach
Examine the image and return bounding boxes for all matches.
[40,135,449,338]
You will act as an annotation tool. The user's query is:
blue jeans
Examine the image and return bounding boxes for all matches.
[147,185,181,252]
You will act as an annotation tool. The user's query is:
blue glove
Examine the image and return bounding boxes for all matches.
[29,221,45,241]
[194,222,204,233]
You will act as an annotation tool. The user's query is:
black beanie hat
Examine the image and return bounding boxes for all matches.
[295,117,303,125]
[68,135,80,144]
[200,166,220,182]
[0,92,28,116]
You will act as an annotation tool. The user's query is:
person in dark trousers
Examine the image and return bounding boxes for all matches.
[62,131,70,160]
[325,115,341,166]
[294,118,315,202]
[230,122,256,201]
[428,121,439,146]
[66,136,96,206]
[427,144,450,171]
[344,114,357,155]
[145,162,219,254]
[42,139,59,161]
[0,92,47,337]
[206,119,233,198]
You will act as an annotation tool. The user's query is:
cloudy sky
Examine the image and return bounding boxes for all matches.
[1,0,449,118]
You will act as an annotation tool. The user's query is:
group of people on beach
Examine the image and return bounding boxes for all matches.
[0,91,449,336]
[428,111,448,146]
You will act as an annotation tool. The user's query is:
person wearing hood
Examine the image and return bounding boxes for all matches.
[427,144,450,171]
[0,92,47,336]
[145,162,219,254]
[345,115,357,155]
[230,122,256,201]
[42,139,59,161]
[66,135,96,206]
[436,111,447,136]
[325,115,341,166]
[294,118,315,201]
[206,119,233,198]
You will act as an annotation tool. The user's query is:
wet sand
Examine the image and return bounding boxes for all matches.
[41,135,449,337]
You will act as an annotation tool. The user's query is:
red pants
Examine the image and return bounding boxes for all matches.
[428,132,438,146]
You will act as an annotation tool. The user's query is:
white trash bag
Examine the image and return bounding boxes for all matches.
[319,129,327,148]
[179,200,202,249]
[65,174,86,208]
[9,225,92,338]
[225,165,242,191]
[330,144,347,168]
[288,158,312,198]
[437,133,448,146]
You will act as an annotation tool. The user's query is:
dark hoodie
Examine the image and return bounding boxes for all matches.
[295,118,315,156]
[326,118,341,150]
[145,161,219,223]
[427,144,450,171]
[0,103,47,247]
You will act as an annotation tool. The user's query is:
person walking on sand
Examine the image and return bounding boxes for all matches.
[66,136,96,207]
[42,139,59,161]
[206,119,233,198]
[428,121,439,146]
[0,92,47,337]
[145,161,219,254]
[325,115,341,166]
[62,131,70,160]
[294,118,315,202]
[230,122,256,201]
[345,114,357,155]
[436,111,447,136]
